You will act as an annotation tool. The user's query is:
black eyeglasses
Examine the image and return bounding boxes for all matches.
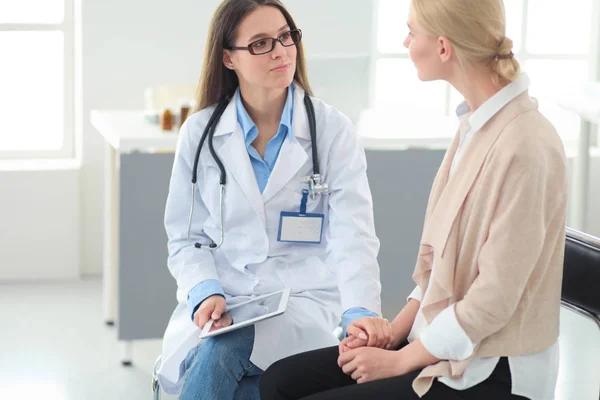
[228,29,302,56]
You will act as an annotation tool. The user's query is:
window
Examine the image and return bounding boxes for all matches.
[373,0,596,144]
[0,0,74,159]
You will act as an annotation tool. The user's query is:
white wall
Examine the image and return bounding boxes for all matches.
[80,0,374,276]
[0,167,80,280]
[80,0,218,276]
[563,152,600,238]
[575,150,600,238]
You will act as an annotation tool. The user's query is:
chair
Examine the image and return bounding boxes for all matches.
[561,227,600,329]
[152,355,162,400]
[560,228,600,400]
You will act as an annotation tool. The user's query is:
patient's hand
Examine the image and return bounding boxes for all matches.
[338,347,404,384]
[345,317,394,350]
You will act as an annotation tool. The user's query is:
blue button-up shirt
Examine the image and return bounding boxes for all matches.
[186,86,376,334]
[238,85,294,194]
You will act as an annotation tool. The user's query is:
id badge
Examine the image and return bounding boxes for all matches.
[277,190,324,244]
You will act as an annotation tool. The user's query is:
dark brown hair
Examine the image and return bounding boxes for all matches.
[194,0,312,111]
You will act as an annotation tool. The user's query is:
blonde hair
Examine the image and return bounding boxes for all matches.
[411,0,520,84]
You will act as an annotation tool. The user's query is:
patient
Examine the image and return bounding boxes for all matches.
[258,0,567,399]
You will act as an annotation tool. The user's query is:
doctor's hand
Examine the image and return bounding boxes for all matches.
[209,312,233,332]
[345,317,394,350]
[337,347,404,384]
[193,295,228,329]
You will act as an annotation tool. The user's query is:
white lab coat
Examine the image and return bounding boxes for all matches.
[158,83,381,394]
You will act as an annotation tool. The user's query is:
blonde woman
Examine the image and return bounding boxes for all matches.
[259,0,567,399]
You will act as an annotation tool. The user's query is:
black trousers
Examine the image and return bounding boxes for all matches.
[259,343,529,400]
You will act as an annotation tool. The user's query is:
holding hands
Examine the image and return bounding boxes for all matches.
[337,316,411,384]
[339,317,396,353]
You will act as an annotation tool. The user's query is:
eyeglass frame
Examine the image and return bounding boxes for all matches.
[226,29,303,56]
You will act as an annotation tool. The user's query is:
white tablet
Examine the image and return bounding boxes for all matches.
[199,288,291,339]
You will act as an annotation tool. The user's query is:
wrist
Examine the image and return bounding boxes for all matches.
[390,320,409,348]
[392,348,408,376]
[390,300,419,348]
[397,339,440,374]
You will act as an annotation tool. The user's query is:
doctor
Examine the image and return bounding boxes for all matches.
[157,0,382,399]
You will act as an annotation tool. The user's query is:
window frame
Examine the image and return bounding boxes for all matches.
[369,0,599,147]
[0,0,75,160]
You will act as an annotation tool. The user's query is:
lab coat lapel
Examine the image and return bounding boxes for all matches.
[261,138,308,203]
[261,84,311,203]
[217,123,266,227]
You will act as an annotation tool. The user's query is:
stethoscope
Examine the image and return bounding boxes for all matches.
[187,93,328,250]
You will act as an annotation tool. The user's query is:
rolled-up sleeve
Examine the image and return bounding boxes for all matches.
[420,304,476,360]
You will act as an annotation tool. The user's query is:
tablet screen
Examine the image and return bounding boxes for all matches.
[227,291,283,325]
[200,289,289,338]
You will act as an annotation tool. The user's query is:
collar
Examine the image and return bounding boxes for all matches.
[456,73,531,134]
[213,82,310,139]
[235,84,295,141]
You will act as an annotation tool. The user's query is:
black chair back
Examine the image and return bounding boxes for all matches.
[561,228,600,328]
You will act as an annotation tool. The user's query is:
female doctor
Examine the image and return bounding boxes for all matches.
[157,0,382,399]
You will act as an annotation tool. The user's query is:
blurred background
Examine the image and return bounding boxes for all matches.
[0,1,599,399]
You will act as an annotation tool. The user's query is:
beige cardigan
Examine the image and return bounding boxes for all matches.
[411,92,568,396]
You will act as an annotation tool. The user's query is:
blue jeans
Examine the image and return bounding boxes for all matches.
[179,325,263,400]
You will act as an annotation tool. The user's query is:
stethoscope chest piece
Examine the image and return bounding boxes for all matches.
[302,174,329,200]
